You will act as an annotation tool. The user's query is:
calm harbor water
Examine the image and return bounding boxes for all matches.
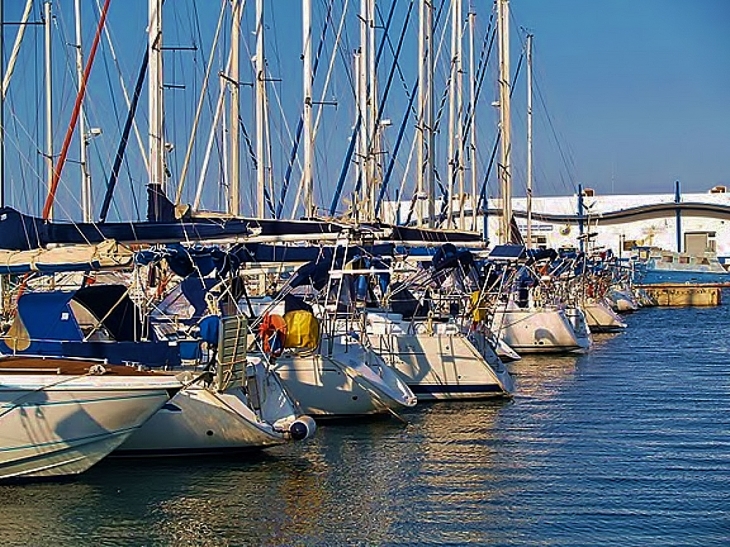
[1,301,729,546]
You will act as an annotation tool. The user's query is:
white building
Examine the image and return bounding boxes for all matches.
[382,185,730,262]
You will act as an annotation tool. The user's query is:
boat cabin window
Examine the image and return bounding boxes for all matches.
[68,299,113,341]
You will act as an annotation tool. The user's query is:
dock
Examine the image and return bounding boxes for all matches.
[639,284,723,307]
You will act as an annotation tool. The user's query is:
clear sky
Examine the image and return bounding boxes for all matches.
[510,0,730,197]
[1,0,728,222]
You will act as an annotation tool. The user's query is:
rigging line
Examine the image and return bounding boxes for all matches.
[99,49,149,223]
[175,0,227,206]
[276,0,334,219]
[43,0,111,221]
[475,50,524,218]
[2,0,33,100]
[95,0,149,174]
[199,3,232,209]
[51,9,76,121]
[462,20,496,149]
[328,114,360,217]
[261,79,277,218]
[92,0,142,224]
[193,55,231,211]
[534,73,577,186]
[429,0,455,142]
[98,15,132,220]
[352,0,406,197]
[375,80,418,217]
[376,1,414,97]
[238,116,258,170]
[330,0,402,216]
[395,113,420,225]
[334,1,357,97]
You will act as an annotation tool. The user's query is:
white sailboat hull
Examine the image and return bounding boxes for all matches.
[563,306,593,351]
[583,300,627,332]
[118,384,298,453]
[367,313,514,400]
[0,373,179,480]
[273,336,417,416]
[492,305,587,354]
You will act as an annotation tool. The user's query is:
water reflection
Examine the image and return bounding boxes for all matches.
[2,308,729,546]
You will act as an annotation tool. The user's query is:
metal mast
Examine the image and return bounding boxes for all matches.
[357,0,368,221]
[255,0,265,218]
[148,0,164,198]
[416,0,426,226]
[366,0,377,221]
[468,10,477,232]
[229,0,241,216]
[425,0,435,228]
[302,0,314,218]
[448,0,463,229]
[497,0,512,243]
[74,0,92,222]
[44,1,53,219]
[526,32,533,249]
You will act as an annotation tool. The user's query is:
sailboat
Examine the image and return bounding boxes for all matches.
[0,249,317,452]
[362,244,513,400]
[0,355,182,480]
[244,242,418,417]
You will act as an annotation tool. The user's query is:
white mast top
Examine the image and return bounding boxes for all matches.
[44,1,53,219]
[148,0,164,195]
[497,0,512,244]
[75,0,92,223]
[255,0,266,218]
[302,0,314,218]
[526,32,534,249]
[229,0,241,216]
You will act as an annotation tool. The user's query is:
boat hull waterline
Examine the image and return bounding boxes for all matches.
[0,358,181,480]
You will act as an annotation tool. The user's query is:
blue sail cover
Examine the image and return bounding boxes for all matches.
[431,243,474,273]
[388,225,483,244]
[0,209,357,252]
[0,207,254,251]
[0,286,180,366]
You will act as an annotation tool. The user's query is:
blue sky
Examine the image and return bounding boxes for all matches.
[511,0,730,196]
[2,0,728,221]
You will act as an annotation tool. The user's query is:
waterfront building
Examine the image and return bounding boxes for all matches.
[384,184,730,262]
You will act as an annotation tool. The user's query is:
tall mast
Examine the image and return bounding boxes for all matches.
[468,11,477,232]
[302,0,314,218]
[44,1,53,219]
[367,0,377,221]
[416,0,426,226]
[255,0,265,218]
[456,0,464,230]
[447,0,457,227]
[148,0,164,198]
[357,0,368,221]
[425,0,435,228]
[526,33,533,249]
[229,0,241,216]
[448,0,463,228]
[75,0,91,222]
[497,0,511,244]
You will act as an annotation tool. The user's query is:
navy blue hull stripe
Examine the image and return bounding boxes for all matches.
[408,384,503,394]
